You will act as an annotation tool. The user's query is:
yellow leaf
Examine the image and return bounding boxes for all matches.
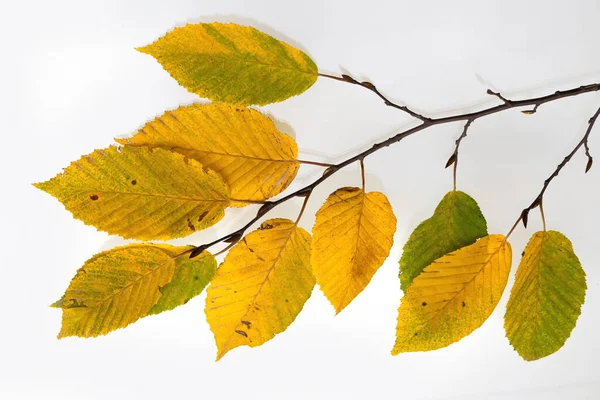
[52,244,216,338]
[392,235,512,354]
[116,104,299,205]
[34,146,229,240]
[205,218,314,360]
[138,23,318,105]
[311,187,396,313]
[505,231,586,361]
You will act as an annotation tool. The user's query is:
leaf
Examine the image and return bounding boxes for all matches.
[504,231,586,361]
[399,191,487,292]
[116,104,299,205]
[392,235,512,354]
[138,22,318,105]
[148,247,217,315]
[311,187,396,313]
[205,218,314,360]
[34,146,229,240]
[52,244,216,338]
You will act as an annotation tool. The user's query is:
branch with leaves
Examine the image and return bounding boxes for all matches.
[35,22,596,361]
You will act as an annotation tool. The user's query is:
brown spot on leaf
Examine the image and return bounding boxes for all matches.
[131,179,137,185]
[235,330,248,337]
[197,211,209,222]
[187,219,196,231]
[462,301,466,307]
[90,194,99,201]
[422,302,427,306]
[241,320,251,328]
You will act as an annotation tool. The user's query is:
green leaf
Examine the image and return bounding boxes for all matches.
[149,248,216,315]
[138,22,318,106]
[504,231,587,361]
[399,191,487,291]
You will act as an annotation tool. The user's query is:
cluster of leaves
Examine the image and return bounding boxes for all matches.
[36,22,587,361]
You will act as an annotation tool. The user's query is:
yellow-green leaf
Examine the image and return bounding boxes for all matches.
[311,187,396,313]
[116,103,299,204]
[148,247,217,315]
[34,146,229,240]
[205,218,314,360]
[399,191,487,291]
[392,235,512,354]
[52,244,216,338]
[138,22,318,105]
[504,231,586,361]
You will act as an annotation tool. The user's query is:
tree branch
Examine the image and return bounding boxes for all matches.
[318,72,430,121]
[516,104,600,230]
[184,82,600,258]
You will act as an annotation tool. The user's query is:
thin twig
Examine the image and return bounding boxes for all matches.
[319,72,430,121]
[511,104,600,232]
[184,83,600,258]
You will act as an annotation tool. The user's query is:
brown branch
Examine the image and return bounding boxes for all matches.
[185,82,600,258]
[318,72,430,121]
[514,104,600,232]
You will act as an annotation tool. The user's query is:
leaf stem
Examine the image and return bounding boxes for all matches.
[297,159,335,167]
[318,72,430,121]
[539,201,547,231]
[360,158,366,191]
[188,83,600,258]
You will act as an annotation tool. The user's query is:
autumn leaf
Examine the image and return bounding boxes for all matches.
[311,187,396,313]
[399,191,487,291]
[392,235,512,354]
[504,231,586,361]
[149,246,217,315]
[138,22,318,105]
[51,244,216,338]
[34,146,229,240]
[116,103,299,204]
[205,218,314,360]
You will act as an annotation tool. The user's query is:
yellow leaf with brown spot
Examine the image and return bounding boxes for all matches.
[116,103,299,205]
[392,234,512,354]
[51,244,216,338]
[205,218,314,360]
[34,146,229,240]
[138,22,318,105]
[311,187,396,313]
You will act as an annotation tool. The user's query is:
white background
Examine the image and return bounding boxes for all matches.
[2,0,600,399]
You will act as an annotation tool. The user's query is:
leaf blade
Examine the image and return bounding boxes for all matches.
[34,146,229,240]
[393,234,512,354]
[138,23,318,105]
[116,104,299,204]
[399,191,487,291]
[205,218,315,360]
[504,231,586,361]
[311,187,397,313]
[52,244,215,338]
